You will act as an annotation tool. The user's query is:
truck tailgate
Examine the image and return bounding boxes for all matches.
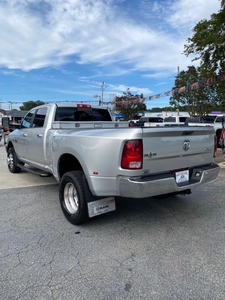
[142,126,215,173]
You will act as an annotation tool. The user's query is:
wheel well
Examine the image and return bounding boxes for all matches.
[58,154,82,180]
[6,141,13,151]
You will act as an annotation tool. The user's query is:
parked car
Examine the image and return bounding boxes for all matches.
[130,116,164,127]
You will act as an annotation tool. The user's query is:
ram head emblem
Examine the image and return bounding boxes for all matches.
[183,140,190,151]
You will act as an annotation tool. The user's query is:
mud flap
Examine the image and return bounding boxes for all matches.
[83,175,116,218]
[87,197,116,218]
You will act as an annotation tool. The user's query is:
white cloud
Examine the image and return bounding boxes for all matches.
[168,0,221,29]
[0,0,221,75]
[107,83,153,96]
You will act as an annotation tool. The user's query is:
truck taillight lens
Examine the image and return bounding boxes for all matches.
[214,135,217,158]
[121,139,143,169]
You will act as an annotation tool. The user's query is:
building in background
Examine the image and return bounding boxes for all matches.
[0,110,28,126]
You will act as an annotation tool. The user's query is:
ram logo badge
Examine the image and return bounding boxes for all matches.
[183,140,190,151]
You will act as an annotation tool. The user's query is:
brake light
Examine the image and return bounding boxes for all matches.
[121,139,143,169]
[77,104,92,108]
[214,135,217,158]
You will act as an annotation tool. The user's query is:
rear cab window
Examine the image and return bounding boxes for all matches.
[54,107,112,122]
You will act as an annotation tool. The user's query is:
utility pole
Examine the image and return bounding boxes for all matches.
[93,81,105,106]
[177,66,180,114]
[101,81,104,105]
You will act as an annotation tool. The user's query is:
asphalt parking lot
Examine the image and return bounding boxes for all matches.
[1,142,225,300]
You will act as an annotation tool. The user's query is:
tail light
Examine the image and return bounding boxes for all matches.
[214,135,217,158]
[121,139,143,169]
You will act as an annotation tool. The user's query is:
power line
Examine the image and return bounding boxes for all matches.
[0,100,101,110]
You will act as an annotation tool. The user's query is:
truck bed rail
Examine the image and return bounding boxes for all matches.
[52,121,130,129]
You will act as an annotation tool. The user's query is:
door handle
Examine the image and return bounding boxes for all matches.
[37,134,43,137]
[23,133,27,137]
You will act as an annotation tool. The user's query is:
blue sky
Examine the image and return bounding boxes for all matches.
[0,0,221,111]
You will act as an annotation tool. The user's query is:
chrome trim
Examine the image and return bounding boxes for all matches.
[119,165,220,198]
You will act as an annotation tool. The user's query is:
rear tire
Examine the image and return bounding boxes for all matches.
[59,171,89,225]
[7,147,22,173]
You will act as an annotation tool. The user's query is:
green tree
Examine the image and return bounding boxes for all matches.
[114,89,146,120]
[184,1,225,71]
[170,66,218,116]
[19,100,45,111]
[183,1,225,104]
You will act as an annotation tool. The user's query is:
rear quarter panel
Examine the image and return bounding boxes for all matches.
[50,127,143,177]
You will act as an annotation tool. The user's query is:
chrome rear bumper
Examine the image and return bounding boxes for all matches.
[119,164,220,198]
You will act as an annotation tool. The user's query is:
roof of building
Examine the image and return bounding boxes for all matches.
[0,109,6,114]
[4,110,28,117]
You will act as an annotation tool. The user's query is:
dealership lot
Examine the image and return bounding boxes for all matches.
[1,143,225,300]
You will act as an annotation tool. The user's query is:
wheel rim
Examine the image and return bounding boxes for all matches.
[64,182,79,214]
[7,152,14,170]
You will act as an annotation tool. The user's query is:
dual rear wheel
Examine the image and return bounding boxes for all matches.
[59,171,89,225]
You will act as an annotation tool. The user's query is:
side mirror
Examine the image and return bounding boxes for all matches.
[2,117,10,129]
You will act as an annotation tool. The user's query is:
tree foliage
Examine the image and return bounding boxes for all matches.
[170,66,219,116]
[184,1,225,75]
[114,90,146,120]
[19,100,45,111]
[183,1,225,108]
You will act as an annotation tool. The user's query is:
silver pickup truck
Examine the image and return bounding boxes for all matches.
[5,103,220,225]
